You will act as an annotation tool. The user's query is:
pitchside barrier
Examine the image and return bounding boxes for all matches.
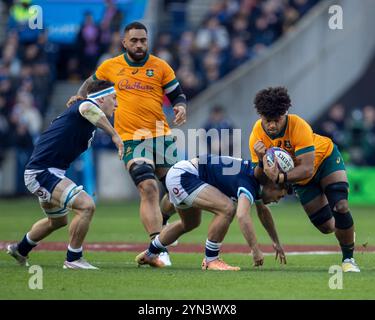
[347,167,375,205]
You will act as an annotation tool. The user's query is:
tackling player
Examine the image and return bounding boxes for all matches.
[6,80,124,269]
[68,21,186,266]
[249,86,360,272]
[136,155,287,270]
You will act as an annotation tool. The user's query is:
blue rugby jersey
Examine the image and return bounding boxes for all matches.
[26,99,97,170]
[198,155,260,203]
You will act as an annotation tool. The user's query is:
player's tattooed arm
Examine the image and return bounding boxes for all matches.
[77,75,96,97]
[66,76,95,107]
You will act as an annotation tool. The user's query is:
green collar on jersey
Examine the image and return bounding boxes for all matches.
[123,52,150,67]
[262,115,289,140]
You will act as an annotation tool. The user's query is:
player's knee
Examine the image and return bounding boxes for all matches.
[335,199,349,214]
[78,199,96,219]
[324,182,348,211]
[333,211,354,230]
[317,218,335,234]
[138,179,159,199]
[129,162,156,186]
[221,201,236,220]
[309,205,333,231]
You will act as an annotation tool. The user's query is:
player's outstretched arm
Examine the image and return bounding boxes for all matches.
[79,102,124,159]
[236,194,264,267]
[255,201,286,264]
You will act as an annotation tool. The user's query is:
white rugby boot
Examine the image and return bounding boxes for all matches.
[63,258,99,270]
[158,251,172,266]
[6,244,29,267]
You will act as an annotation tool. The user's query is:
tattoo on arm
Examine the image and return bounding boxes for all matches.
[77,76,95,97]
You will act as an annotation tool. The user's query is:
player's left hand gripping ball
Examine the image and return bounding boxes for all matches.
[263,154,280,182]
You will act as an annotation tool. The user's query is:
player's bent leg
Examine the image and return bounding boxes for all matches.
[192,185,239,271]
[193,185,236,243]
[308,205,335,234]
[162,207,202,245]
[159,193,178,247]
[321,171,359,272]
[63,191,98,269]
[6,176,71,266]
[128,160,163,239]
[137,208,202,268]
[302,194,335,233]
[129,159,174,266]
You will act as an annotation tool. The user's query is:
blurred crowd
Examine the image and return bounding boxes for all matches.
[159,0,320,99]
[0,0,328,193]
[314,104,375,166]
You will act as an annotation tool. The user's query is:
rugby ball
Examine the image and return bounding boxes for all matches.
[266,147,294,173]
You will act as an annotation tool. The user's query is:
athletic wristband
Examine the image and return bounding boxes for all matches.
[283,172,288,183]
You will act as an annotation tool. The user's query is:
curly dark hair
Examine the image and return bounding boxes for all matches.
[87,80,115,94]
[254,87,291,119]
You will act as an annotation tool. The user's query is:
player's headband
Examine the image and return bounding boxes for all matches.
[87,87,116,99]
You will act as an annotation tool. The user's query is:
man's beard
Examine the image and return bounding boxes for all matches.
[127,49,147,61]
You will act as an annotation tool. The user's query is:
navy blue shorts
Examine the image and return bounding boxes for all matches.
[24,168,65,202]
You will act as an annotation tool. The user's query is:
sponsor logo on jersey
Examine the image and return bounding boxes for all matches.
[125,146,132,156]
[118,79,154,91]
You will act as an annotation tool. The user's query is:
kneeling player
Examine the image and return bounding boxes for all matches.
[6,80,124,269]
[136,155,287,270]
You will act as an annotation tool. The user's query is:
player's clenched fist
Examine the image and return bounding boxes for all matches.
[254,140,267,160]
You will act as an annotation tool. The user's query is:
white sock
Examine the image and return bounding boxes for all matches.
[205,239,221,262]
[68,245,83,253]
[26,232,38,246]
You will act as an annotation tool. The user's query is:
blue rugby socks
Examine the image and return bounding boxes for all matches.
[205,239,221,262]
[147,235,167,257]
[66,245,83,262]
[17,233,38,257]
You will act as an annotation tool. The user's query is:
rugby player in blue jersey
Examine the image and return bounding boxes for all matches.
[136,155,287,270]
[6,80,124,269]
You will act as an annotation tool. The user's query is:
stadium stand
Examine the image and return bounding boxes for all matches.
[2,0,373,198]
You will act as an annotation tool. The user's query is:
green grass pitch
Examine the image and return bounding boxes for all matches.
[0,199,375,299]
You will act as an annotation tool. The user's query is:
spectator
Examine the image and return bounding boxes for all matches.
[362,105,375,166]
[99,0,123,53]
[226,37,253,73]
[317,103,347,150]
[9,92,42,195]
[203,105,235,156]
[195,17,230,52]
[77,12,101,79]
